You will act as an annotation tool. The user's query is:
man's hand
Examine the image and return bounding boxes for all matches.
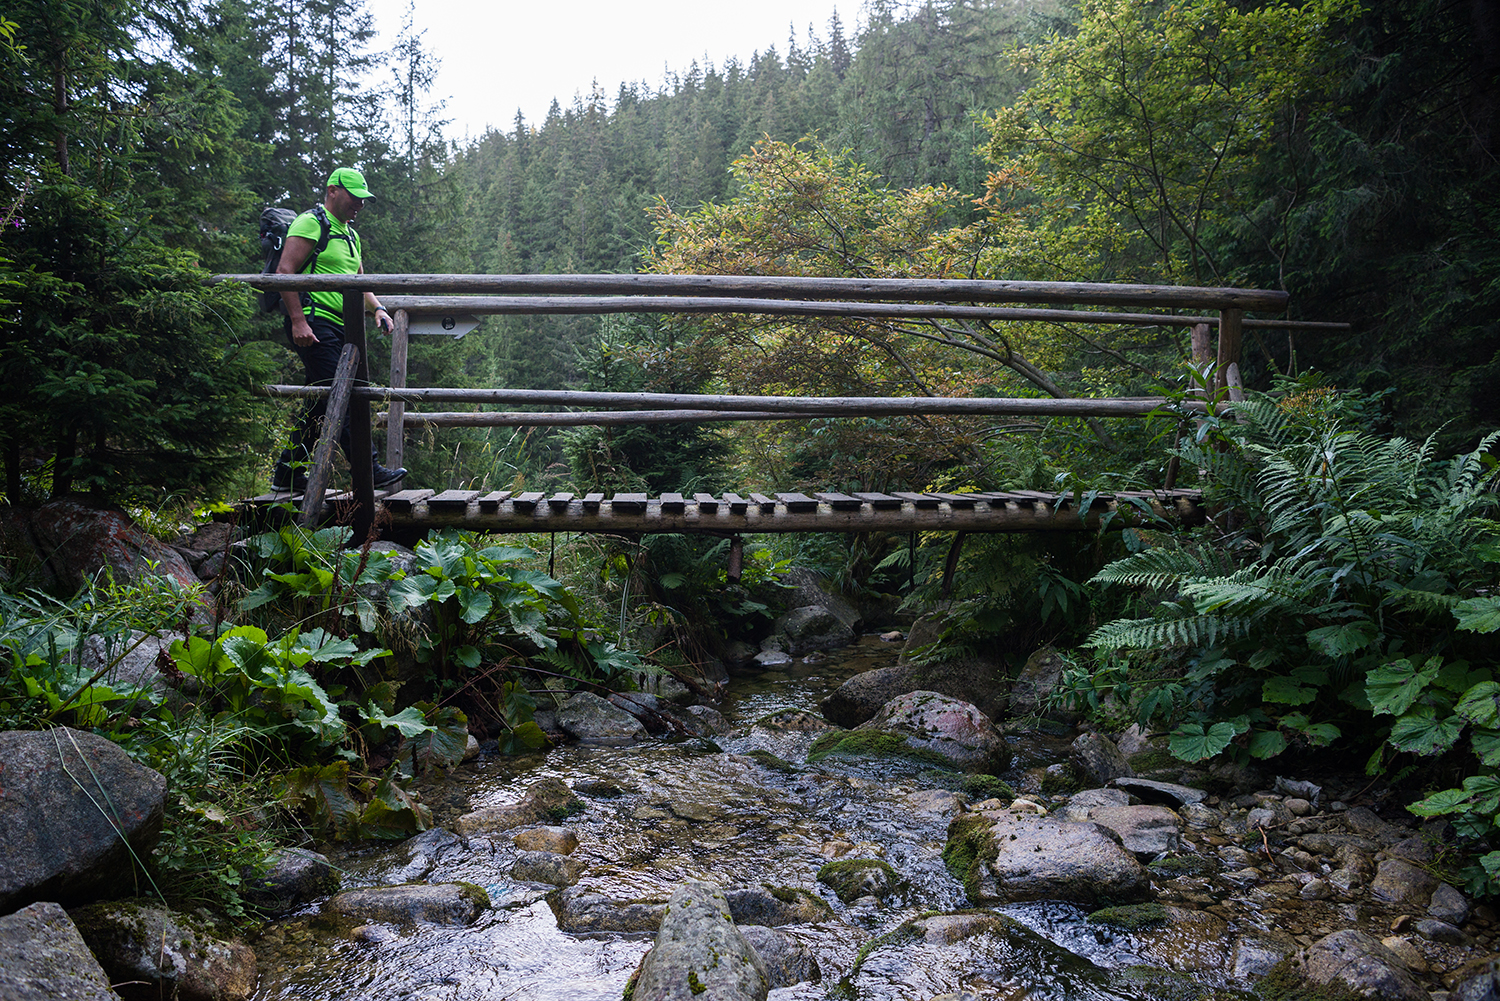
[374,307,393,333]
[291,317,317,346]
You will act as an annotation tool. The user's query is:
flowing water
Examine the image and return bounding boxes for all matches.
[249,638,1240,1001]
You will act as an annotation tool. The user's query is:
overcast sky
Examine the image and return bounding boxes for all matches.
[362,0,857,141]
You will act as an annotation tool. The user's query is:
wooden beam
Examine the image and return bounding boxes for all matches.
[299,342,359,527]
[260,385,1197,418]
[386,308,409,470]
[219,272,1290,312]
[344,290,374,543]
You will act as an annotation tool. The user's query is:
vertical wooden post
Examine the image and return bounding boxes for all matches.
[386,308,409,470]
[344,289,375,543]
[1216,309,1244,403]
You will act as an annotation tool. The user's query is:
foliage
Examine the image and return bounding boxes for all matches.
[1075,384,1500,879]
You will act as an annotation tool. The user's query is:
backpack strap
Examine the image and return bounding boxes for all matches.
[302,204,336,275]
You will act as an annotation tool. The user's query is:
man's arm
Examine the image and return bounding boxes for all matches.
[277,235,318,346]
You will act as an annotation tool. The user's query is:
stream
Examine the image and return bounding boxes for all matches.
[245,637,1271,1001]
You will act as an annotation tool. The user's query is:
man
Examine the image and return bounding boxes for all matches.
[272,166,407,492]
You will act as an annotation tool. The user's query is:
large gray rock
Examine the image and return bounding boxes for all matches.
[71,901,257,1001]
[947,809,1153,906]
[555,691,648,745]
[1084,805,1184,860]
[857,691,1010,774]
[724,885,832,926]
[0,497,199,593]
[1371,857,1440,907]
[820,658,1007,729]
[780,569,861,631]
[737,925,820,989]
[0,901,121,1001]
[243,847,338,914]
[75,631,179,702]
[0,727,166,912]
[454,777,582,835]
[780,606,855,656]
[631,879,769,1001]
[550,886,667,933]
[1303,930,1431,1001]
[1010,646,1067,716]
[1070,732,1135,786]
[324,882,490,926]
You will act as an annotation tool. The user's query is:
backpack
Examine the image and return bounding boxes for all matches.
[257,204,338,314]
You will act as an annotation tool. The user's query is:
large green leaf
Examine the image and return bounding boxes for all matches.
[362,704,435,739]
[1455,596,1500,634]
[1455,682,1500,729]
[1472,728,1500,768]
[1262,676,1318,705]
[278,761,361,838]
[457,586,493,624]
[1387,712,1465,756]
[1247,729,1287,759]
[1306,620,1379,658]
[359,771,432,838]
[1366,658,1441,716]
[1169,720,1245,762]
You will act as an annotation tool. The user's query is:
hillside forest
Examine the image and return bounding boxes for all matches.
[2,0,1500,909]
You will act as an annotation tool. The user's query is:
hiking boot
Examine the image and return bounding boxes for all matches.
[272,463,308,493]
[372,463,408,489]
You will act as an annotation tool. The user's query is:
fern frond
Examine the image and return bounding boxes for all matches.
[1179,561,1332,617]
[1086,612,1252,651]
[1089,545,1235,590]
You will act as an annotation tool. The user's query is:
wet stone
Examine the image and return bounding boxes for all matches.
[512,826,579,855]
[1417,918,1472,945]
[1372,857,1441,907]
[1070,732,1134,786]
[1180,802,1222,829]
[1304,929,1431,1001]
[1431,882,1472,926]
[1232,932,1295,980]
[724,885,832,926]
[737,925,820,989]
[1112,777,1207,806]
[1085,804,1184,860]
[325,882,490,927]
[551,886,666,933]
[511,851,581,886]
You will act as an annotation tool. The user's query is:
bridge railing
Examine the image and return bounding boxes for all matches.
[221,272,1339,538]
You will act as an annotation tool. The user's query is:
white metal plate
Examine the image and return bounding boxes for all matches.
[406,313,480,338]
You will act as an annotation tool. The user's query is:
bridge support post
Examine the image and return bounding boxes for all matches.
[1216,309,1244,402]
[387,308,409,470]
[344,289,375,543]
[299,342,359,527]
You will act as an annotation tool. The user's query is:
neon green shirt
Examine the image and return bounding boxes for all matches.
[287,205,362,320]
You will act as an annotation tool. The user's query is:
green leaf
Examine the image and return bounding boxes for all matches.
[457,587,493,624]
[362,704,434,739]
[498,720,550,755]
[1472,729,1500,768]
[1455,682,1500,729]
[1247,729,1287,759]
[1455,596,1500,634]
[358,771,432,838]
[1169,720,1245,762]
[277,761,361,838]
[1262,676,1318,705]
[1408,787,1476,817]
[1306,620,1379,657]
[1388,712,1465,756]
[1366,658,1440,716]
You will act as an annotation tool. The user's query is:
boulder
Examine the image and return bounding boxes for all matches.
[946,810,1153,906]
[630,879,769,1001]
[551,886,666,934]
[1010,646,1067,716]
[243,847,338,914]
[0,497,199,593]
[1070,732,1134,786]
[817,858,902,904]
[1371,857,1440,907]
[512,826,579,855]
[1429,882,1471,926]
[737,925,820,989]
[780,569,862,631]
[555,691,648,745]
[324,882,490,926]
[0,901,120,1001]
[1111,777,1206,806]
[71,901,257,1001]
[454,777,582,836]
[1303,929,1431,1001]
[511,851,581,886]
[0,727,166,912]
[820,658,1006,729]
[75,631,180,703]
[856,691,1010,774]
[723,885,832,926]
[779,606,855,656]
[1083,805,1184,860]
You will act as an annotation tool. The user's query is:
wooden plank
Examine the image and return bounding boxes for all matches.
[722,492,749,513]
[582,492,605,510]
[478,490,512,513]
[382,488,435,514]
[693,492,720,511]
[938,493,979,510]
[428,489,480,513]
[661,492,686,513]
[748,493,777,512]
[853,491,902,509]
[611,492,648,513]
[815,492,863,511]
[776,492,819,513]
[893,492,942,510]
[513,491,546,511]
[548,492,575,511]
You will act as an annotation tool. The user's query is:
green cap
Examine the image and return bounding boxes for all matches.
[327,166,375,199]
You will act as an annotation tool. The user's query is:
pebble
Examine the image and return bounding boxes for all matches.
[1286,798,1312,816]
[1300,879,1333,900]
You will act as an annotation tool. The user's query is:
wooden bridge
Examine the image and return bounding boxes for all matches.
[221,272,1338,541]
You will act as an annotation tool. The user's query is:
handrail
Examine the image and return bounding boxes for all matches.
[216,272,1290,312]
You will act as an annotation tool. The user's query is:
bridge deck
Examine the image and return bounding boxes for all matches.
[241,488,1205,534]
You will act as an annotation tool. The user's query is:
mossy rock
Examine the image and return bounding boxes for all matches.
[1127,748,1182,775]
[1254,956,1368,1001]
[1087,902,1169,930]
[816,858,902,904]
[942,813,998,904]
[1149,854,1219,878]
[744,749,797,773]
[806,729,957,770]
[961,774,1018,802]
[1114,965,1240,1001]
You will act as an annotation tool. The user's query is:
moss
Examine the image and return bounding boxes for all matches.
[1087,903,1169,930]
[1128,748,1182,774]
[942,814,998,903]
[1114,965,1237,1001]
[1149,854,1219,878]
[1254,956,1366,1001]
[806,728,955,769]
[961,774,1018,801]
[622,966,638,1001]
[687,969,707,995]
[455,881,492,911]
[745,749,797,773]
[543,797,586,821]
[816,858,900,904]
[1040,766,1084,795]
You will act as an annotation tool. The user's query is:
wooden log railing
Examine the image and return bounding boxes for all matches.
[218,273,1334,537]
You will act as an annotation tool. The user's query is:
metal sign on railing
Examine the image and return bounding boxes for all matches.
[406,313,480,338]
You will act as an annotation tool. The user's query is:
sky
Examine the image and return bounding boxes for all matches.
[361,0,856,142]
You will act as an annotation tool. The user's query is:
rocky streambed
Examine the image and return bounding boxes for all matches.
[241,638,1500,1001]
